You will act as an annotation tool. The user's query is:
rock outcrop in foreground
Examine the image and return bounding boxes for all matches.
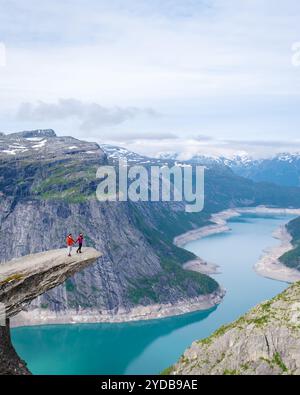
[0,248,101,318]
[0,248,101,375]
[168,282,300,375]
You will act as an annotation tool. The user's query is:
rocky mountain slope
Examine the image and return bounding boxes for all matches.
[166,281,300,375]
[0,320,30,375]
[224,153,300,188]
[2,130,300,324]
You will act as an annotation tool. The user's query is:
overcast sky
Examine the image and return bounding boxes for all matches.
[1,0,300,158]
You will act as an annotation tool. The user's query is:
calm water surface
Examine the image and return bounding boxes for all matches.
[12,214,293,374]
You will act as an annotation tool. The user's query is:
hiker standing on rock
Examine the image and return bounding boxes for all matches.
[76,233,84,254]
[66,233,75,256]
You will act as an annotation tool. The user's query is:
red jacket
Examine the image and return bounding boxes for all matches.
[66,236,75,246]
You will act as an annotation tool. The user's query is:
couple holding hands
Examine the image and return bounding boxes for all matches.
[66,233,84,256]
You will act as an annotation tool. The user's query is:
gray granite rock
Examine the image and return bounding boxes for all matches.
[168,282,300,375]
[0,248,101,317]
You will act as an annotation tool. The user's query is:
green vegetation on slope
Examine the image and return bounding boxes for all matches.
[127,257,219,305]
[0,159,99,203]
[280,217,300,271]
[31,162,99,203]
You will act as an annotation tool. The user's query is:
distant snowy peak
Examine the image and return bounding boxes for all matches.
[158,150,300,166]
[157,151,255,167]
[101,144,170,166]
[101,144,152,164]
[157,152,174,160]
[220,154,256,168]
[155,150,300,188]
[275,152,300,162]
[223,152,300,187]
[158,152,220,165]
[224,152,300,165]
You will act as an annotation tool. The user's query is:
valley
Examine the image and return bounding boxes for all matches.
[2,129,300,375]
[11,213,293,374]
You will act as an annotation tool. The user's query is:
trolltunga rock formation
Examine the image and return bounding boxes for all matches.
[0,248,101,375]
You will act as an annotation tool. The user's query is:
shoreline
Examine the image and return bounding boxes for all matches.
[174,209,241,248]
[182,258,220,275]
[174,206,300,248]
[11,205,300,327]
[176,205,300,283]
[11,289,225,328]
[254,225,300,283]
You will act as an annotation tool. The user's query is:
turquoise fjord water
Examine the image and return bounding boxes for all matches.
[12,214,293,375]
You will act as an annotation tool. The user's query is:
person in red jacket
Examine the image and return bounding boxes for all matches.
[76,233,84,254]
[66,233,75,256]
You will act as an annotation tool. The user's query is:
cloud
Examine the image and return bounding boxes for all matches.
[193,134,214,142]
[1,0,300,155]
[106,131,179,142]
[113,136,300,160]
[17,99,159,130]
[223,139,300,148]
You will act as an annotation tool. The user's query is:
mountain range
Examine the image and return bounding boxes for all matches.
[157,151,300,187]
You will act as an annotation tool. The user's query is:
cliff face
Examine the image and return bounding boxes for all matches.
[0,319,30,375]
[168,282,300,375]
[0,130,220,323]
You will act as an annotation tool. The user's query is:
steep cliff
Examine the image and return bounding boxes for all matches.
[0,248,101,317]
[0,319,30,375]
[167,282,300,375]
